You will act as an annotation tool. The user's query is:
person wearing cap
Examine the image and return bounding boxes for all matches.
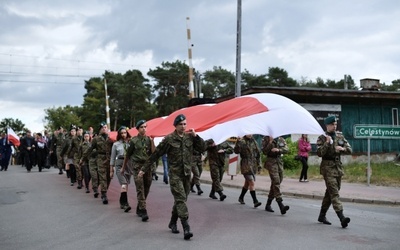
[234,135,262,208]
[204,139,234,201]
[122,120,155,221]
[51,126,65,175]
[138,114,205,240]
[88,122,113,204]
[316,115,352,228]
[68,126,84,189]
[262,136,290,215]
[61,125,77,186]
[78,131,92,193]
[110,126,133,212]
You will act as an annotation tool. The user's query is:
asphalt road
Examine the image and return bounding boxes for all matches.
[1,166,399,250]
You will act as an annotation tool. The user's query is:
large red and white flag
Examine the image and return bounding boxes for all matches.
[7,127,20,147]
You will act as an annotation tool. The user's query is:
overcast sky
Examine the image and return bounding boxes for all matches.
[1,0,399,133]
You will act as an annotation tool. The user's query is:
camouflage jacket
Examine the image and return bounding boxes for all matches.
[234,136,260,175]
[88,133,113,161]
[126,135,154,164]
[142,131,206,177]
[68,135,83,162]
[262,136,288,171]
[78,141,91,165]
[317,131,352,177]
[205,140,233,167]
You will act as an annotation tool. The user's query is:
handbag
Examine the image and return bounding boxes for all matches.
[294,155,301,161]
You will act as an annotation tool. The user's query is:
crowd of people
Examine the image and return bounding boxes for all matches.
[0,114,353,240]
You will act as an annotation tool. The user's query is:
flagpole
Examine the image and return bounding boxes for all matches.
[104,79,111,130]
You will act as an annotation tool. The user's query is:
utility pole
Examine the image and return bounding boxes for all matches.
[104,78,111,130]
[235,0,242,97]
[186,17,195,99]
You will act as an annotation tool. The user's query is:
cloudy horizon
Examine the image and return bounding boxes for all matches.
[1,0,399,132]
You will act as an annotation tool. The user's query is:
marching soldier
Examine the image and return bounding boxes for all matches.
[51,127,65,175]
[317,115,352,228]
[234,134,262,208]
[122,120,155,221]
[138,114,206,240]
[262,136,290,215]
[205,139,233,201]
[88,122,113,204]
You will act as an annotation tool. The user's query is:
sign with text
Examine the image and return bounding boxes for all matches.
[353,124,400,139]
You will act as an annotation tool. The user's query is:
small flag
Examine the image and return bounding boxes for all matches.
[7,127,20,147]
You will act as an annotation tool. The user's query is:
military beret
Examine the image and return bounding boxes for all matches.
[324,116,337,125]
[118,126,127,132]
[135,120,146,130]
[99,122,107,130]
[173,114,186,126]
[70,124,77,131]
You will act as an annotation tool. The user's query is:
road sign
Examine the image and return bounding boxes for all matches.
[353,124,400,139]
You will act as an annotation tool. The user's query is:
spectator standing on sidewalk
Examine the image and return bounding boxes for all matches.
[205,139,233,201]
[234,134,262,208]
[316,115,352,228]
[298,134,312,182]
[138,114,205,240]
[262,136,290,215]
[0,132,14,171]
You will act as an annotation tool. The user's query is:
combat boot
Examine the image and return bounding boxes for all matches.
[77,180,83,189]
[141,209,149,222]
[181,218,193,240]
[336,210,350,228]
[93,188,99,198]
[168,214,180,234]
[101,192,108,205]
[196,184,203,195]
[265,198,274,212]
[277,200,289,215]
[209,189,218,199]
[217,191,226,201]
[250,190,261,208]
[85,186,90,193]
[190,183,196,193]
[318,208,331,225]
[136,205,141,217]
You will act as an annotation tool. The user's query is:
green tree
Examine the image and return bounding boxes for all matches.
[44,105,82,131]
[0,118,26,133]
[381,79,400,91]
[148,60,190,116]
[202,66,236,98]
[241,69,270,88]
[267,67,297,87]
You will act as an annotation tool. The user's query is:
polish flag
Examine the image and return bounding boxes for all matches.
[7,127,20,147]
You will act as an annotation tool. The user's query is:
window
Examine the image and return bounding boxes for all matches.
[392,108,399,125]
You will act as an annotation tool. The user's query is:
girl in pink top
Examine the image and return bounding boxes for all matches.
[298,134,311,182]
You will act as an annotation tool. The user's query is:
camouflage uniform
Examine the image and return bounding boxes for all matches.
[190,148,204,195]
[125,134,153,218]
[317,130,352,226]
[88,133,113,203]
[233,135,262,208]
[205,140,233,199]
[69,134,83,186]
[79,140,91,192]
[53,131,65,173]
[88,148,99,195]
[61,134,76,184]
[141,130,205,223]
[234,136,260,177]
[262,136,289,201]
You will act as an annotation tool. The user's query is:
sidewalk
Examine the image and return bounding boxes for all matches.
[156,166,400,206]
